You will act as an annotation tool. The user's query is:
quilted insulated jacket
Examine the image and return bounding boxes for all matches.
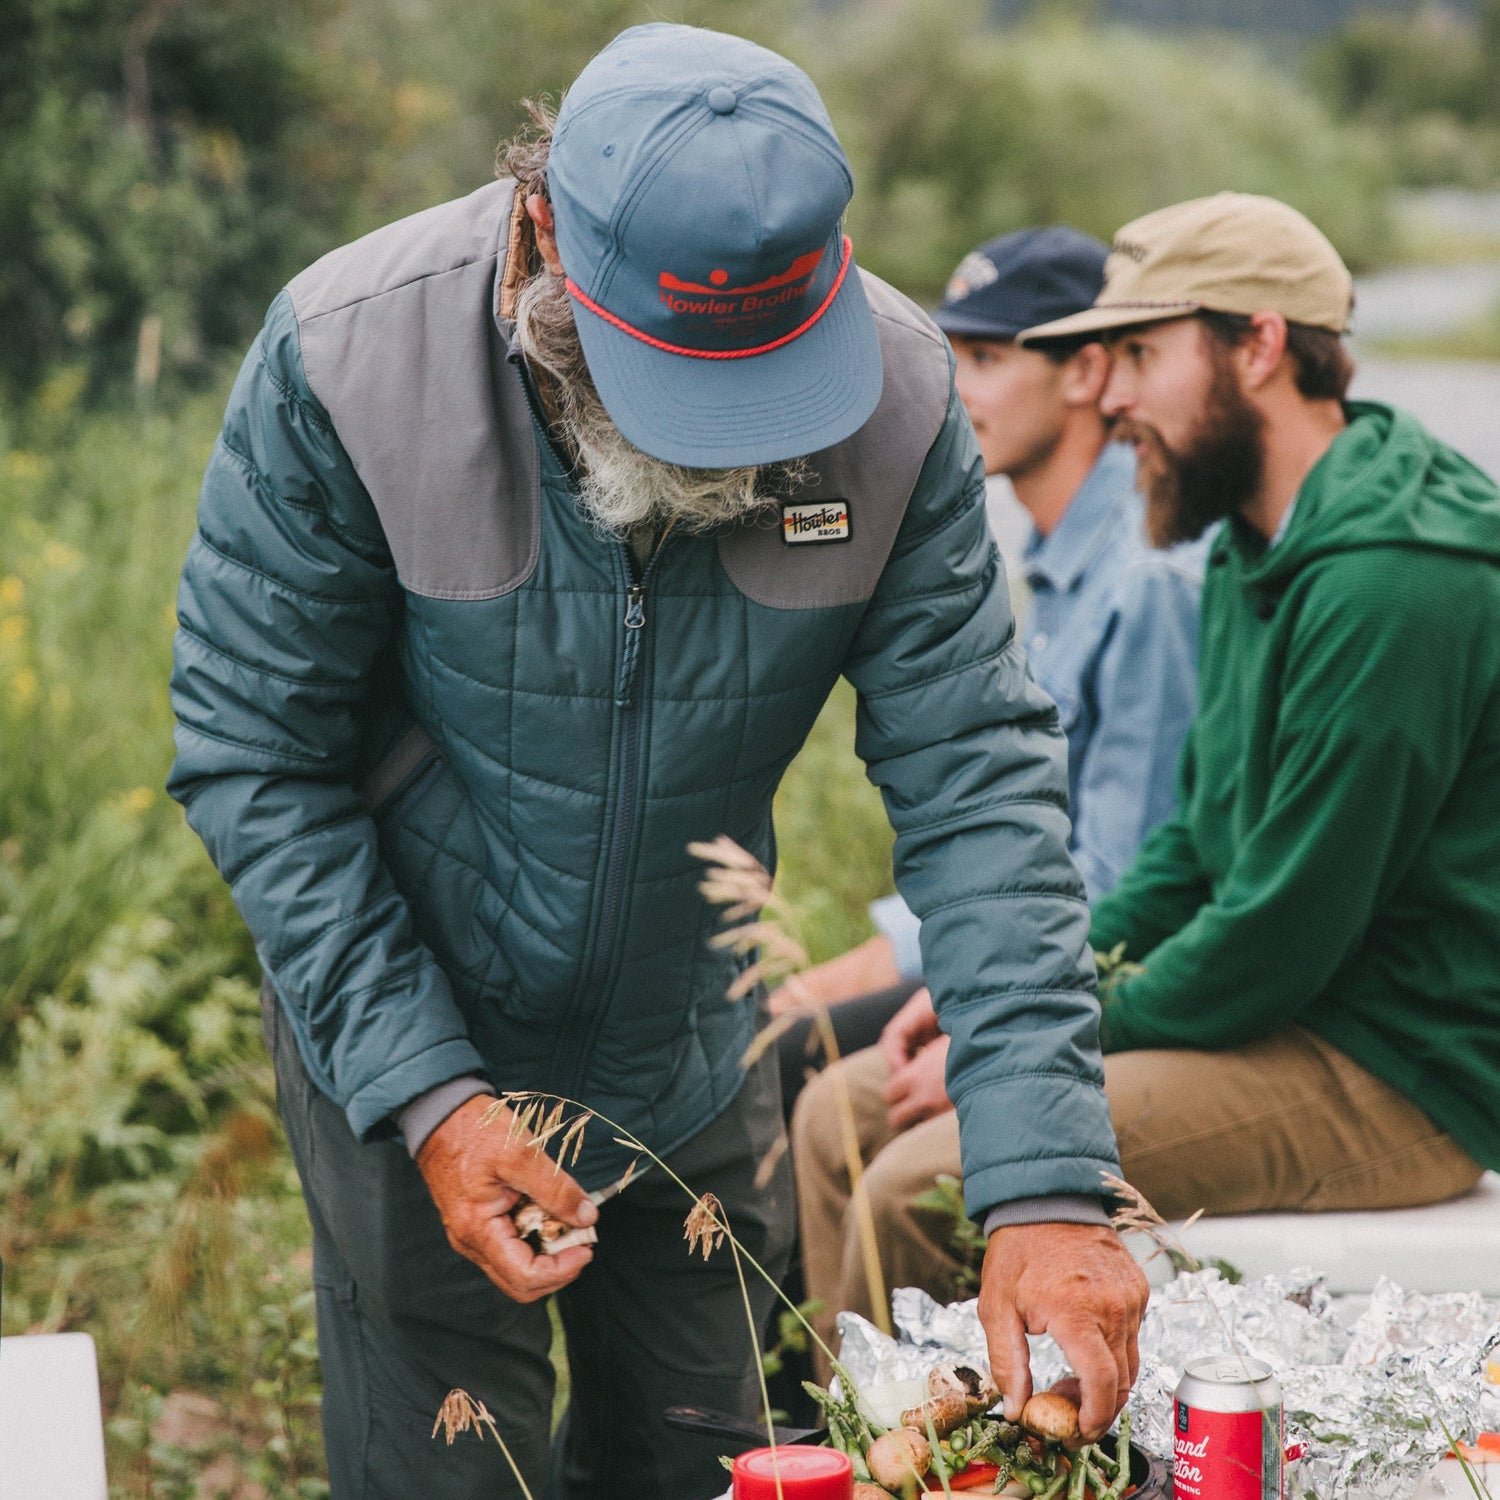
[169,181,1118,1212]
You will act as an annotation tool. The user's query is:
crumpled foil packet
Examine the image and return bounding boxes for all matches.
[835,1274,1500,1498]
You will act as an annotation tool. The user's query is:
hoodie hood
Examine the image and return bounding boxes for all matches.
[1235,401,1500,586]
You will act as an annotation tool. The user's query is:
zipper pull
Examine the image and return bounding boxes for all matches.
[624,585,646,630]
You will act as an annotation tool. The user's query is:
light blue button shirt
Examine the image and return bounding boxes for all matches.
[871,442,1206,979]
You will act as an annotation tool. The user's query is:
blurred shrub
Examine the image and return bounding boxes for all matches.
[0,0,419,406]
[2,0,1407,408]
[1308,4,1486,123]
[812,0,1394,297]
[1307,1,1500,189]
[773,680,896,963]
[0,395,258,1127]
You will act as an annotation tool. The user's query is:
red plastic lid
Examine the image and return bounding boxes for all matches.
[732,1446,853,1500]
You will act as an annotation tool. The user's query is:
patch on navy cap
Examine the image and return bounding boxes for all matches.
[945,251,1001,303]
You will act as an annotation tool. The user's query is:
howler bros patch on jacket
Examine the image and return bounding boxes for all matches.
[782,500,851,544]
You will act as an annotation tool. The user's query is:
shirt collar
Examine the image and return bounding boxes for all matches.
[1024,441,1137,594]
[1268,492,1299,549]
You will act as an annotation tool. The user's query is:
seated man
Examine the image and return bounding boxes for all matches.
[773,226,1205,1051]
[794,193,1499,1337]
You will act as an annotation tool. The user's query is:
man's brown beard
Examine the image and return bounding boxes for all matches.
[513,269,808,538]
[1117,344,1265,548]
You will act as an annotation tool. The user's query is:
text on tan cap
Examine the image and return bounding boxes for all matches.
[1017,192,1354,347]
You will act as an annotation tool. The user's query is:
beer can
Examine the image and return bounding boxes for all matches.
[1173,1353,1284,1500]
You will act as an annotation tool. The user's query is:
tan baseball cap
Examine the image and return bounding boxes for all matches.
[1017,192,1353,346]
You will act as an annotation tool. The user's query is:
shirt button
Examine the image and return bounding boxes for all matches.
[1032,633,1049,651]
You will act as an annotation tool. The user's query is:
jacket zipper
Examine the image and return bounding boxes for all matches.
[562,522,674,1099]
[511,344,673,1113]
[510,346,576,478]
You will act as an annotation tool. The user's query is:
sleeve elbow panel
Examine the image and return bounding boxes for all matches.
[169,292,471,1134]
[842,378,1116,1194]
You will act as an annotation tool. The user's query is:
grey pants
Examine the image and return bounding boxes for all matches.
[261,984,795,1500]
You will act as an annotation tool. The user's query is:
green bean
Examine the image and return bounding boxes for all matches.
[1067,1446,1091,1500]
[1101,1411,1133,1500]
[1084,1458,1114,1497]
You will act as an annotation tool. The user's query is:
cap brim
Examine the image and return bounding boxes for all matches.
[570,259,884,469]
[1017,300,1201,347]
[930,307,1025,341]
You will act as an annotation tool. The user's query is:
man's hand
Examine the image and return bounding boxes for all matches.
[882,1034,954,1130]
[416,1095,598,1303]
[767,934,902,1017]
[978,1221,1149,1441]
[878,985,940,1074]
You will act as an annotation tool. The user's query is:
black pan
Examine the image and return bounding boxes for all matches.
[664,1404,825,1448]
[662,1406,1171,1497]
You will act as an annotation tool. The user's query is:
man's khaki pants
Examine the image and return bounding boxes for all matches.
[791,1027,1481,1368]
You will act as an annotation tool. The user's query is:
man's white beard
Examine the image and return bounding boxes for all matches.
[514,270,806,537]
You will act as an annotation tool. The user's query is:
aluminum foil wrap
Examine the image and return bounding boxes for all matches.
[836,1274,1499,1498]
[837,1287,1070,1394]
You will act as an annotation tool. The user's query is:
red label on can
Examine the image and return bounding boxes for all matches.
[1174,1400,1283,1500]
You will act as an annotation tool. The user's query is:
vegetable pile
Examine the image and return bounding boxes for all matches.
[804,1363,1136,1500]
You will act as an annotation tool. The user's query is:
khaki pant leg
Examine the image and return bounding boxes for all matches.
[791,1046,966,1379]
[791,1044,897,1376]
[1106,1025,1483,1221]
[849,1109,965,1319]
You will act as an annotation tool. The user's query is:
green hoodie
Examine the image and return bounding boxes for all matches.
[1091,402,1500,1170]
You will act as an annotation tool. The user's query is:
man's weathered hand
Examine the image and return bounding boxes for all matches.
[767,934,902,1017]
[882,1034,954,1130]
[978,1221,1149,1441]
[416,1095,598,1303]
[878,985,940,1074]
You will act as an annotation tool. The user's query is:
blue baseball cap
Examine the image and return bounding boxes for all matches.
[547,24,883,468]
[932,226,1109,342]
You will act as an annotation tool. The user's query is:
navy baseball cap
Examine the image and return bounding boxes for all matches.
[932,226,1109,341]
[547,24,882,468]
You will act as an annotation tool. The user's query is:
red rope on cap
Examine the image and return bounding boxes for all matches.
[566,237,853,360]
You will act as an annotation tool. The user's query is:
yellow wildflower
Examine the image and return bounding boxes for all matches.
[10,668,38,710]
[0,577,24,609]
[41,541,83,574]
[121,786,154,815]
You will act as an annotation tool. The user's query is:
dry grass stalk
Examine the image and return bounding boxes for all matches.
[688,836,809,996]
[684,1192,727,1260]
[753,1133,789,1191]
[491,1092,592,1176]
[813,1007,890,1337]
[1102,1171,1206,1273]
[691,834,891,1341]
[432,1388,501,1446]
[432,1389,537,1500]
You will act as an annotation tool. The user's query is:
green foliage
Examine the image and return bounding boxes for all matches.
[761,1297,824,1380]
[0,396,300,1491]
[3,0,1409,410]
[0,0,417,406]
[818,0,1394,296]
[1308,6,1488,123]
[1306,2,1500,190]
[772,680,896,963]
[910,1174,987,1295]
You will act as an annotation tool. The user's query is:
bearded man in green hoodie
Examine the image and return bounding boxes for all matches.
[1017,192,1500,1220]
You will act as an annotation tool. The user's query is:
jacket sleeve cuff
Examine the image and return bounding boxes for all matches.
[345,1038,489,1140]
[981,1194,1112,1235]
[868,893,924,980]
[395,1074,496,1159]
